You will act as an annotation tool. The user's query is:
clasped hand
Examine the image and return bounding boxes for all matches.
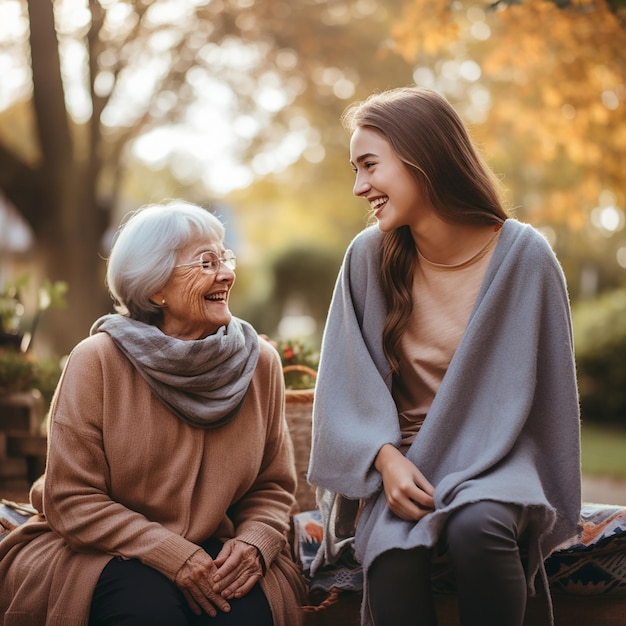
[175,539,263,616]
[375,443,435,521]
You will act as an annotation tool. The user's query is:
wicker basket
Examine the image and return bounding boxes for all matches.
[284,365,317,513]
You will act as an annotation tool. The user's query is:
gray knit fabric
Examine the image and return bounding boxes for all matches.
[308,220,581,625]
[91,314,259,428]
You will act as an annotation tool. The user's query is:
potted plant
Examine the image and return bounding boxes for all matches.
[0,348,37,396]
[0,276,67,352]
[0,276,67,433]
[0,276,28,350]
[274,338,319,390]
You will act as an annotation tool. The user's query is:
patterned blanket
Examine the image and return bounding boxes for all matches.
[4,500,625,598]
[294,504,626,599]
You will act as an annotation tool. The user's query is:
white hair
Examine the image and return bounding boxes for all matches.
[107,200,225,323]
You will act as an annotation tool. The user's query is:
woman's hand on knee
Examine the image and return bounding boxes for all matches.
[375,444,435,521]
[175,549,231,616]
[212,539,264,600]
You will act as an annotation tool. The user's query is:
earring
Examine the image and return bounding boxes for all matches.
[161,298,166,306]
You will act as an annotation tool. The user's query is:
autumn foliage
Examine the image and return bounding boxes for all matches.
[392,0,625,232]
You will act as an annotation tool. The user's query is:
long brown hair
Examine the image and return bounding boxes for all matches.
[341,87,509,373]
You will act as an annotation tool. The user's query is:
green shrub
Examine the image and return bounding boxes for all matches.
[581,422,626,478]
[572,288,626,426]
[34,355,64,410]
[0,349,37,394]
[0,349,63,412]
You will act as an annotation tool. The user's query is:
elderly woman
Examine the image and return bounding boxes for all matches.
[0,201,306,626]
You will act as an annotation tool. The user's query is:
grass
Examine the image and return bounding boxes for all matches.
[581,421,626,479]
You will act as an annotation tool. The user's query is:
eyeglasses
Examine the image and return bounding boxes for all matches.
[175,250,237,274]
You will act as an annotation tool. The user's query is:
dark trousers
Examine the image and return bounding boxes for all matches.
[368,501,528,626]
[89,538,273,626]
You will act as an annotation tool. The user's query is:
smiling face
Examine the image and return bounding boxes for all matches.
[350,126,435,233]
[154,237,235,340]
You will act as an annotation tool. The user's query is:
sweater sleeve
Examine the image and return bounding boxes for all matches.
[42,339,201,582]
[225,342,296,570]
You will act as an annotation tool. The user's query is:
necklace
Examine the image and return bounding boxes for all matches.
[417,228,501,270]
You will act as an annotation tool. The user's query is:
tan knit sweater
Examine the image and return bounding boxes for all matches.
[0,333,305,625]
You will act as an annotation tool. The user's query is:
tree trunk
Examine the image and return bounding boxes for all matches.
[34,167,112,356]
[20,0,112,355]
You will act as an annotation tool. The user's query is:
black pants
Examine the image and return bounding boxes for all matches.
[89,538,273,626]
[368,501,528,626]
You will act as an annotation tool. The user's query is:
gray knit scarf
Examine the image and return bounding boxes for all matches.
[90,314,260,428]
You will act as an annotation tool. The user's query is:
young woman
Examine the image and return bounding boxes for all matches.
[308,87,581,626]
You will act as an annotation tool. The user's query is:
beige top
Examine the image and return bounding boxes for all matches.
[394,231,500,452]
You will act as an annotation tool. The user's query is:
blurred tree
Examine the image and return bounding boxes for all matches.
[225,0,418,256]
[0,0,413,354]
[230,0,625,308]
[4,0,622,359]
[232,244,342,340]
[269,245,342,336]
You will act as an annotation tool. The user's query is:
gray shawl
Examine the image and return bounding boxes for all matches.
[91,314,259,428]
[308,220,581,623]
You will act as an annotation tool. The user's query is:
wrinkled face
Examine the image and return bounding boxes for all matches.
[155,236,235,340]
[350,126,433,233]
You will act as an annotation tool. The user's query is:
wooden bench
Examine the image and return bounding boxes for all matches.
[302,591,626,625]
